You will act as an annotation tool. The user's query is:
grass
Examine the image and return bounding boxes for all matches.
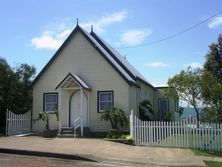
[204,161,222,167]
[192,149,222,157]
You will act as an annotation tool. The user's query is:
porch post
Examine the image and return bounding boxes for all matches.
[87,91,89,128]
[58,88,62,134]
[80,88,83,137]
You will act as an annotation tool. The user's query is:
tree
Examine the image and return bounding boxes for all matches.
[204,34,222,83]
[0,57,16,132]
[139,99,154,121]
[167,67,202,122]
[100,107,128,131]
[10,64,36,114]
[201,70,222,123]
[201,34,222,123]
[0,57,36,133]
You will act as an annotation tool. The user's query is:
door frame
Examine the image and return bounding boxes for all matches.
[68,90,88,127]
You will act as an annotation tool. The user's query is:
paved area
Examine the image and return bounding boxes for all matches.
[0,136,205,166]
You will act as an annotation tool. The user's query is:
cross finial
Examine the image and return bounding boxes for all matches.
[91,25,93,32]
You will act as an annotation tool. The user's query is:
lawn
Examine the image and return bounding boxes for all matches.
[192,149,222,157]
[204,161,222,167]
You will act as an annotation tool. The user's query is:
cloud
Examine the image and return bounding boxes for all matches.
[208,16,222,29]
[120,29,152,46]
[31,31,65,49]
[183,62,202,69]
[81,10,127,34]
[56,29,72,39]
[31,11,127,49]
[144,62,169,68]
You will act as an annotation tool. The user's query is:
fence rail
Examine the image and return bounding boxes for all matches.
[130,112,222,152]
[6,110,31,135]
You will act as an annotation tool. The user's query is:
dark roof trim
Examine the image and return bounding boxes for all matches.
[31,25,134,87]
[77,27,135,86]
[31,26,80,87]
[90,32,136,80]
[55,72,91,90]
[155,86,169,89]
[136,77,156,90]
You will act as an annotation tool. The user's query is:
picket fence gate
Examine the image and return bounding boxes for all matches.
[6,110,31,135]
[130,111,222,152]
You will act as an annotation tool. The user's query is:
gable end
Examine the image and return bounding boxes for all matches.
[32,25,138,87]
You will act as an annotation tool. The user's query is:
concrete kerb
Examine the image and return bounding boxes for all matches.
[0,148,96,162]
[0,148,157,167]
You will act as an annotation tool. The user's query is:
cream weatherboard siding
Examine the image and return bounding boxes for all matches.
[155,88,179,121]
[129,86,139,116]
[32,31,130,132]
[137,80,155,105]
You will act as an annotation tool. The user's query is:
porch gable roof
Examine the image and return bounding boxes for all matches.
[55,72,91,90]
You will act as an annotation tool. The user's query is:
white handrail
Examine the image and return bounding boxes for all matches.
[58,123,62,135]
[74,116,80,138]
[74,117,80,124]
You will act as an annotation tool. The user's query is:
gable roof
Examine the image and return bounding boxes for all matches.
[90,31,155,89]
[32,25,154,89]
[55,72,91,90]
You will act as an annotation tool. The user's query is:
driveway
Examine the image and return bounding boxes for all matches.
[0,136,205,166]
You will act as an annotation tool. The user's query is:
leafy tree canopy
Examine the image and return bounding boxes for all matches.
[201,67,222,123]
[167,67,202,122]
[204,34,222,83]
[0,57,36,115]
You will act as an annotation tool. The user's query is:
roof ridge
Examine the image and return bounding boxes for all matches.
[90,31,155,89]
[90,31,136,80]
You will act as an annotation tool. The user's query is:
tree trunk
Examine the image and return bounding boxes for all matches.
[194,105,200,127]
[46,116,49,130]
[109,118,116,130]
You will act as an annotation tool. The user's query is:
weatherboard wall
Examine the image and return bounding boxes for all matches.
[32,31,130,132]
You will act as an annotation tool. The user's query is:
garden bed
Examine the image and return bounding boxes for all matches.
[104,138,134,145]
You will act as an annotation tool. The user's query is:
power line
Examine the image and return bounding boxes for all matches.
[116,10,222,49]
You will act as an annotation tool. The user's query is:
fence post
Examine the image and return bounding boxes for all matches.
[6,109,8,135]
[130,109,134,137]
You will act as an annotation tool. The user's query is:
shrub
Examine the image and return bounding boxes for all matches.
[100,107,128,131]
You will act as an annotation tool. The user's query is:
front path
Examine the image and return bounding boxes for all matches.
[0,136,205,166]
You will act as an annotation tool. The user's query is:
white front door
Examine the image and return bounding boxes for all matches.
[70,90,88,127]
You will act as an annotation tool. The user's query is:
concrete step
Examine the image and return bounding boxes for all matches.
[58,126,89,137]
[61,129,73,133]
[61,127,73,130]
[57,134,78,138]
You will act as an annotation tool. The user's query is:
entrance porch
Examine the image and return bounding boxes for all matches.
[55,73,91,137]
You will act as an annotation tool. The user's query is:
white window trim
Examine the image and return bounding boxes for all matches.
[98,91,113,112]
[44,93,58,113]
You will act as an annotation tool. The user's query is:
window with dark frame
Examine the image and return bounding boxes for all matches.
[44,93,58,112]
[98,91,113,112]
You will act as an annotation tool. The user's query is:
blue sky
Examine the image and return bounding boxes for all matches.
[1,0,222,85]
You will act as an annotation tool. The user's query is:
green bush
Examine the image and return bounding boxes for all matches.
[106,129,122,139]
[100,107,128,131]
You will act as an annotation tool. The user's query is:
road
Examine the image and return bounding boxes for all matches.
[0,153,158,167]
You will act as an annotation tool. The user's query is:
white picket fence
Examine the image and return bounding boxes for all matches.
[130,112,222,151]
[6,110,31,135]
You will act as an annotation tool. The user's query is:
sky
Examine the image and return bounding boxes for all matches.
[0,0,222,86]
